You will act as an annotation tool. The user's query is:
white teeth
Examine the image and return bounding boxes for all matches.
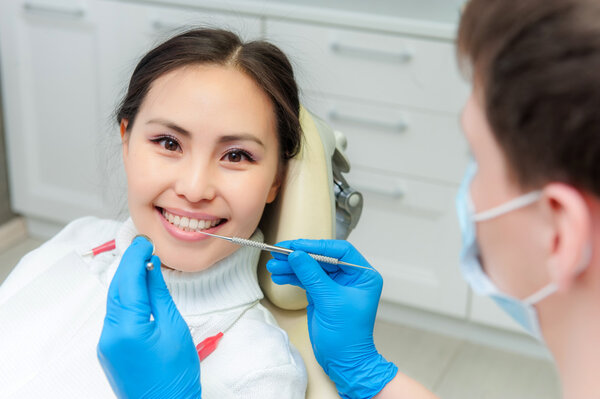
[161,209,222,232]
[180,217,189,228]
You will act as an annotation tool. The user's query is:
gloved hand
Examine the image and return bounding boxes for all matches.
[97,236,201,399]
[267,239,397,399]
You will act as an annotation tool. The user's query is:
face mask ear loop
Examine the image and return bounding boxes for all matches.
[577,243,593,274]
[522,231,592,307]
[473,191,543,222]
[522,282,558,306]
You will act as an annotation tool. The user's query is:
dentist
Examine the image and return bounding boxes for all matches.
[98,0,600,398]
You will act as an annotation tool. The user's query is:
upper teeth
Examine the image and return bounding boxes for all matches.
[162,209,221,231]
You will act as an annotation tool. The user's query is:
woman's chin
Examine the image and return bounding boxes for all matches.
[160,262,213,273]
[157,248,236,273]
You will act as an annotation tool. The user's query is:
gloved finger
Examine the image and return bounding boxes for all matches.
[115,236,153,317]
[290,239,363,261]
[270,251,290,261]
[290,240,374,276]
[270,276,302,287]
[269,251,341,274]
[287,250,334,295]
[269,240,293,261]
[271,273,304,288]
[146,255,181,324]
[273,240,293,249]
[267,258,293,275]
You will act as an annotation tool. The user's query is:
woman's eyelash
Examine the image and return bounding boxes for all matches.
[225,148,256,163]
[150,135,181,152]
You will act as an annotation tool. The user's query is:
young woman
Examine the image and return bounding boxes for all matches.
[0,28,307,398]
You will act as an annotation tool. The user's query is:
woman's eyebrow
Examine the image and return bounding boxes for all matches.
[218,134,265,148]
[147,118,265,147]
[147,118,190,137]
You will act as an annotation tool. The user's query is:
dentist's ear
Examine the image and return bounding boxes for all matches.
[543,183,592,292]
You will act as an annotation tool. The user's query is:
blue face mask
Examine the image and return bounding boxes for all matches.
[456,161,554,340]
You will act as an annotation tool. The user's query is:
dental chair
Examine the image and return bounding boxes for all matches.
[258,106,363,398]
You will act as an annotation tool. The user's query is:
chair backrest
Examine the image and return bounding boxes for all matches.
[257,106,341,398]
[258,106,337,310]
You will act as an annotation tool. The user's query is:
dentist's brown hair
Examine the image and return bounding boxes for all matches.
[457,0,600,196]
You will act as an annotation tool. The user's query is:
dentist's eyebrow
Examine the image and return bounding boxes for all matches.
[147,118,190,137]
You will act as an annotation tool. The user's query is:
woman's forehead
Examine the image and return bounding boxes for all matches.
[138,65,278,140]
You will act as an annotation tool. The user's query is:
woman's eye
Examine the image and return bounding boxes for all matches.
[224,150,254,163]
[152,136,181,152]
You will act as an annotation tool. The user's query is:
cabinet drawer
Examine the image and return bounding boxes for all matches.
[307,95,469,184]
[346,167,468,317]
[265,19,469,114]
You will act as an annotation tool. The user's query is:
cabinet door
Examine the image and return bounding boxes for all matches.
[0,0,108,223]
[305,95,469,184]
[265,19,469,114]
[345,167,469,317]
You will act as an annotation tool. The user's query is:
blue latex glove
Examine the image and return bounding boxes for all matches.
[267,239,398,399]
[97,236,201,399]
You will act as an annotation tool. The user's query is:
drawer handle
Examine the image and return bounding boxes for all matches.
[355,181,405,199]
[330,41,413,63]
[329,110,408,133]
[23,2,85,18]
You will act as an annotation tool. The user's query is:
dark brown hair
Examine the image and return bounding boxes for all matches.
[457,0,600,196]
[116,28,301,162]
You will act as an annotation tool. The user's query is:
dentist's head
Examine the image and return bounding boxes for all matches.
[456,0,600,392]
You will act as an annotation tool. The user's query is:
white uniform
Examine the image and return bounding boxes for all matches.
[0,216,307,398]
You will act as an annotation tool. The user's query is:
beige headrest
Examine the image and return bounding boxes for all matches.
[258,107,336,310]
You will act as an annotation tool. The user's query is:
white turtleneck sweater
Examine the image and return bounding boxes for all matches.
[0,216,307,398]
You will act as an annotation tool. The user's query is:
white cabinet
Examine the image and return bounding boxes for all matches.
[0,0,107,224]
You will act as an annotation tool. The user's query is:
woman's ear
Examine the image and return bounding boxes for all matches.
[266,165,285,204]
[543,183,592,292]
[120,120,129,156]
[266,175,281,204]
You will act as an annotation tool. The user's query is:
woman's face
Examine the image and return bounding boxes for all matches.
[121,64,281,272]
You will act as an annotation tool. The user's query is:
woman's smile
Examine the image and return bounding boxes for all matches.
[156,206,227,242]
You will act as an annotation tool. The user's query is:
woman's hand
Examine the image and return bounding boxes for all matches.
[97,236,201,399]
[267,239,398,399]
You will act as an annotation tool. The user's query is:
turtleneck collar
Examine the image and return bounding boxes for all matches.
[110,217,264,316]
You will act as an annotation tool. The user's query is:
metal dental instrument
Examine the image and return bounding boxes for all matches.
[197,231,374,271]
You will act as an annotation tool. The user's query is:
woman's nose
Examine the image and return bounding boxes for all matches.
[173,161,217,203]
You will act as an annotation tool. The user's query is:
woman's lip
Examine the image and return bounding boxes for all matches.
[158,206,224,221]
[156,207,225,242]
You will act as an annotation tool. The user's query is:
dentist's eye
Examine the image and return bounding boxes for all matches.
[151,135,181,152]
[223,149,255,163]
